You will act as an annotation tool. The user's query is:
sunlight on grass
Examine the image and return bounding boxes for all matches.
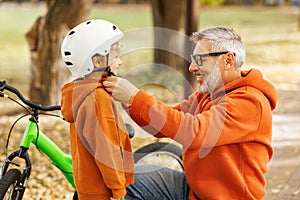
[0,4,46,92]
[90,4,152,30]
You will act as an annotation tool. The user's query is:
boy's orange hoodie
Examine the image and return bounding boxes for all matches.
[129,69,277,200]
[61,78,134,199]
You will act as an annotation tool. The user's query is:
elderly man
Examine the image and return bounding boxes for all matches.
[104,27,277,200]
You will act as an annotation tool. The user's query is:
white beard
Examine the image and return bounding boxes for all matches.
[198,66,222,94]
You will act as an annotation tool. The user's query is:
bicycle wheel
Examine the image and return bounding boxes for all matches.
[134,142,184,171]
[0,169,22,200]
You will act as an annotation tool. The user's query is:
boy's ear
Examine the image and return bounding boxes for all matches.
[92,55,106,68]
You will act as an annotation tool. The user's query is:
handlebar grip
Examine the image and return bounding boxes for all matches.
[0,80,7,90]
[1,80,61,111]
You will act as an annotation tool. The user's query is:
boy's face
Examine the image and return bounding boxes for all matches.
[108,42,122,75]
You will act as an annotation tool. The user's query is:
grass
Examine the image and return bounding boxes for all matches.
[0,3,300,112]
[90,4,152,30]
[0,4,46,89]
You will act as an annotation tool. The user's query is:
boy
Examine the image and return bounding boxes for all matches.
[60,19,134,200]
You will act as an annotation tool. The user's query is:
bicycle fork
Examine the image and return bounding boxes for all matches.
[0,117,75,199]
[0,119,35,199]
[0,147,32,200]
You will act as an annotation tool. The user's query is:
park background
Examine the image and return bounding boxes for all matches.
[0,0,300,199]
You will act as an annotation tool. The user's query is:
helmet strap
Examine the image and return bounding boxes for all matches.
[105,54,115,76]
[106,54,109,70]
[105,53,115,76]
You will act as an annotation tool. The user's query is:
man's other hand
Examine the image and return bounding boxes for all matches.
[103,76,139,104]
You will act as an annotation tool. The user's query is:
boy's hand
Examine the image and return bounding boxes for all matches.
[103,77,139,104]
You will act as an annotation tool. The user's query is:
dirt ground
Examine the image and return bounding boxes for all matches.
[265,115,300,200]
[275,89,300,114]
[0,96,299,200]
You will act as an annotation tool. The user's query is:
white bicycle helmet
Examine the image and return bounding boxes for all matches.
[61,19,124,77]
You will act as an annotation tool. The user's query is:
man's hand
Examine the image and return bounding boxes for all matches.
[110,197,125,200]
[103,76,139,104]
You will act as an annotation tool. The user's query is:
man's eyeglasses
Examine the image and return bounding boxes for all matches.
[190,51,229,66]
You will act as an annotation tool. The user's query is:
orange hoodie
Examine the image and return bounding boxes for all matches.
[61,78,134,199]
[129,69,277,200]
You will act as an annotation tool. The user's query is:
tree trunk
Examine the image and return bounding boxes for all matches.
[152,0,198,99]
[184,0,199,97]
[152,0,185,69]
[26,0,95,105]
[299,5,300,31]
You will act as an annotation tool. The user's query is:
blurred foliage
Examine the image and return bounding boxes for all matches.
[200,0,226,6]
[1,0,291,6]
[1,3,300,113]
[200,0,289,6]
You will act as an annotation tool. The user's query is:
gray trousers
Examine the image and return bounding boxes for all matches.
[125,164,190,200]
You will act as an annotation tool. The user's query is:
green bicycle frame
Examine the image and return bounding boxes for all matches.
[20,120,75,188]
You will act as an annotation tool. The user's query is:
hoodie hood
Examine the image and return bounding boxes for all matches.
[61,79,103,123]
[221,68,278,111]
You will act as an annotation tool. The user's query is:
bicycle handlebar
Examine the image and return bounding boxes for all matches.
[0,80,61,111]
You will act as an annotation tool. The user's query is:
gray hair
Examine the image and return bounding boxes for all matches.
[191,27,246,69]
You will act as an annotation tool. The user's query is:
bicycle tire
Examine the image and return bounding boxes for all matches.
[0,169,22,200]
[134,142,184,171]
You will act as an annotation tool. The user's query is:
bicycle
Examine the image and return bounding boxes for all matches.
[0,80,183,200]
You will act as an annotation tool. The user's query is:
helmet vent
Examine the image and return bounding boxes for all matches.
[64,51,71,56]
[86,21,91,25]
[68,31,75,36]
[113,25,117,30]
[65,61,73,66]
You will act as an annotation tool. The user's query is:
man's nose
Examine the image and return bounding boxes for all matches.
[189,62,200,73]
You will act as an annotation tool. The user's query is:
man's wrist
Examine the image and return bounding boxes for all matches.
[129,89,139,105]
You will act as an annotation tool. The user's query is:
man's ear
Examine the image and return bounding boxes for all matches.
[225,52,235,67]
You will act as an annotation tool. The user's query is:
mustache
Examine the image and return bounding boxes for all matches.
[193,71,206,77]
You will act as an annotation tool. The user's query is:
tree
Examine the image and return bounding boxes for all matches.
[26,0,95,105]
[299,6,300,31]
[151,0,198,98]
[184,0,199,97]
